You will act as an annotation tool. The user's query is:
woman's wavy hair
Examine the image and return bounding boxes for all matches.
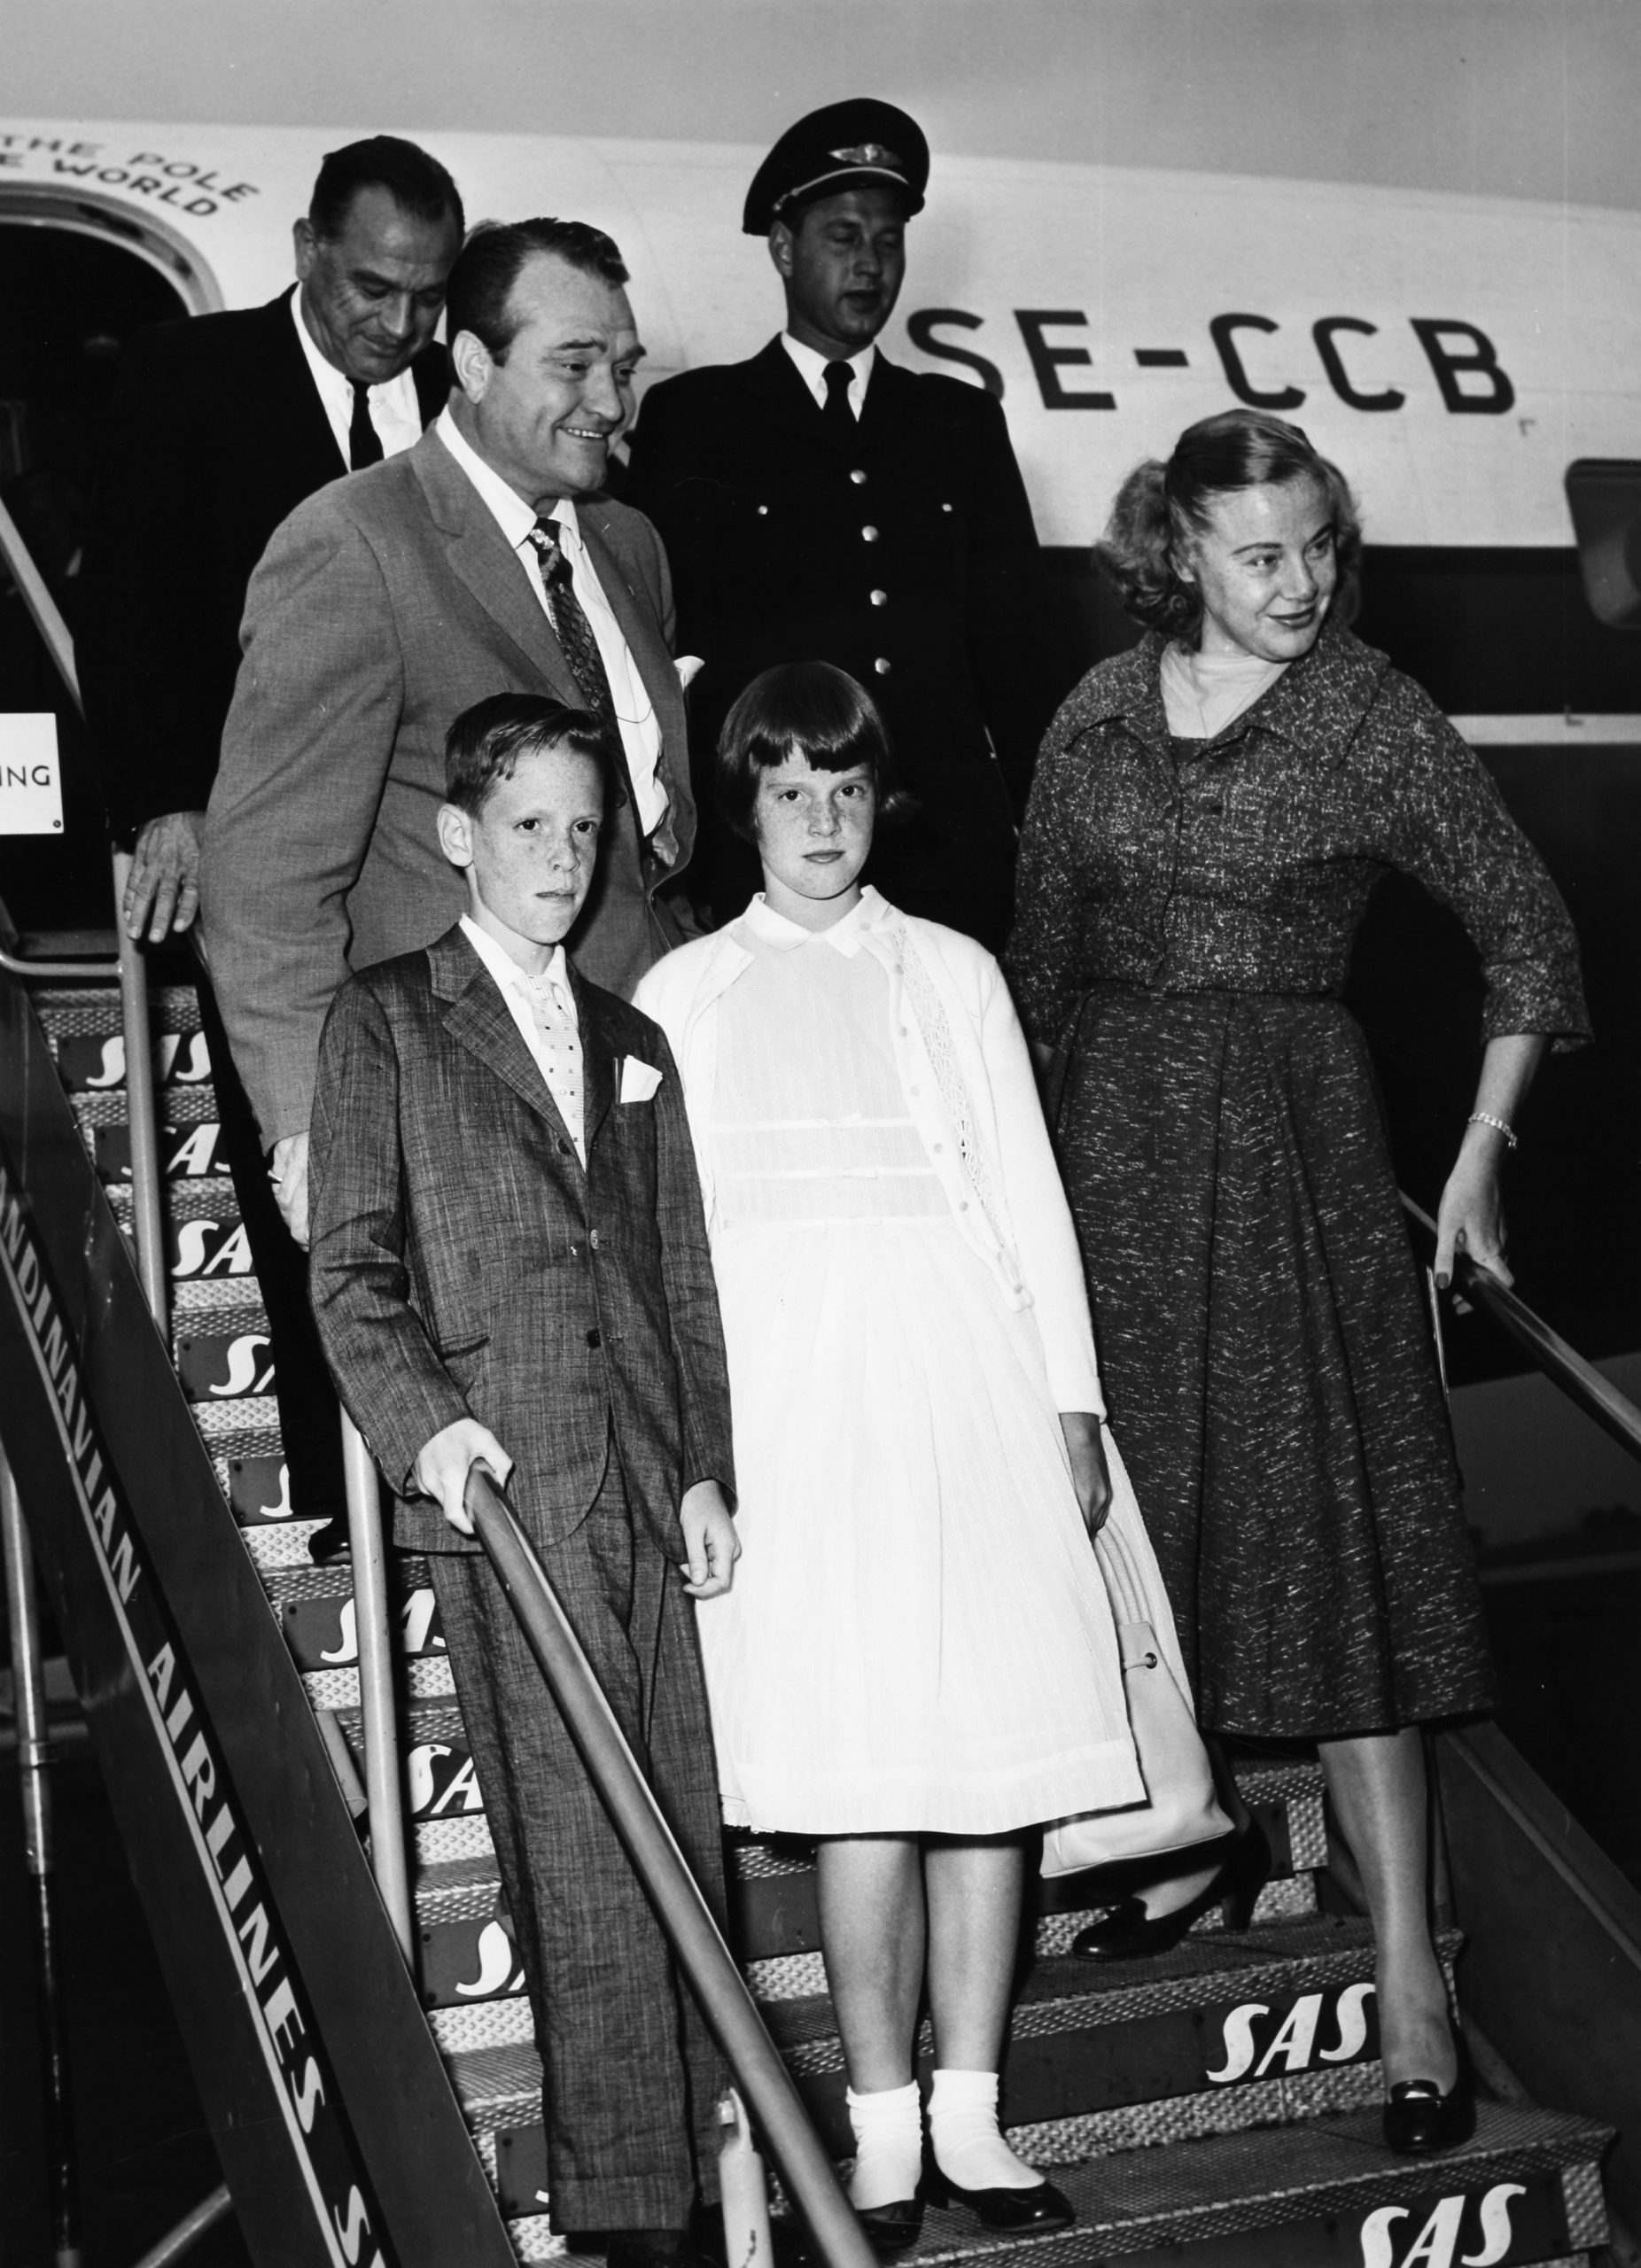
[1095,408,1363,641]
[716,661,915,844]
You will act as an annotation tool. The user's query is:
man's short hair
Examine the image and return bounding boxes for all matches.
[444,693,612,817]
[716,661,912,844]
[444,220,629,361]
[308,136,465,241]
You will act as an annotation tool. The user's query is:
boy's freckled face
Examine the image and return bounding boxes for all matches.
[439,742,605,965]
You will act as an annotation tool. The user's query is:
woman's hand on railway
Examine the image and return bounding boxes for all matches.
[1435,1133,1513,1292]
[123,809,206,942]
[413,1419,514,1537]
[1060,1411,1113,1534]
[678,1481,740,1597]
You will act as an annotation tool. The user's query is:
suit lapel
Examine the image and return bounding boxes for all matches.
[409,434,585,698]
[261,289,351,486]
[431,928,584,1154]
[745,334,839,450]
[572,967,618,1153]
[856,352,919,449]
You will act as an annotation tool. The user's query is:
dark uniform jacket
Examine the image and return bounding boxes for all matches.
[76,288,448,837]
[307,924,735,1559]
[625,336,1062,930]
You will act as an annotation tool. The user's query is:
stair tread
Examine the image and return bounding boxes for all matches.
[901,2102,1612,2260]
[756,1917,1432,2055]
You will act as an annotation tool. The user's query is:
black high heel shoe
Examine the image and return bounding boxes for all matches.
[1069,1819,1272,1961]
[921,2157,1076,2234]
[1382,2031,1475,2155]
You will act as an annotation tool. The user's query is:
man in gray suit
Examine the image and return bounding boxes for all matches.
[203,217,697,1249]
[307,692,735,2256]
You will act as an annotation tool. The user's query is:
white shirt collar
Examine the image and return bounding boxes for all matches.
[781,332,878,412]
[459,914,573,1006]
[436,408,582,551]
[741,884,886,956]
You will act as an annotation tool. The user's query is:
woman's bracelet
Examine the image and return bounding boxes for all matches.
[1466,1111,1518,1150]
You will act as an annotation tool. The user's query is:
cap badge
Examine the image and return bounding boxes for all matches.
[828,142,901,168]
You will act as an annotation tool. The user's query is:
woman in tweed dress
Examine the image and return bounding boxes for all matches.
[1006,409,1589,2153]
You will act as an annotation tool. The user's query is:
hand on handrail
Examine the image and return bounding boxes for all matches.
[416,1424,514,1538]
[123,810,206,944]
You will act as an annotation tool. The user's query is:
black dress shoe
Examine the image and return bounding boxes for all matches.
[1382,2075,1476,2155]
[923,2169,1075,2233]
[1071,1821,1271,1961]
[852,2198,923,2256]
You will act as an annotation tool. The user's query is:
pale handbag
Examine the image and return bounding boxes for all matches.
[1040,1516,1233,1879]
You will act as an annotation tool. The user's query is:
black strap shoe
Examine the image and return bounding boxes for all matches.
[1382,2075,1476,2155]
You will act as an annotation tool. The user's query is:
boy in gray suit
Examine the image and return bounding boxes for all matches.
[307,693,738,2261]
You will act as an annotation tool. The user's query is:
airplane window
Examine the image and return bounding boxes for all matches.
[1564,460,1641,630]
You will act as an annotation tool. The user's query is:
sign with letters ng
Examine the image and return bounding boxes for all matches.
[0,713,64,834]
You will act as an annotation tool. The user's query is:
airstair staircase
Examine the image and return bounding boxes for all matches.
[1,955,1629,2268]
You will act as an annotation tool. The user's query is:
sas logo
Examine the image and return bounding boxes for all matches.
[169,1217,253,1278]
[1359,2183,1527,2268]
[59,1029,212,1090]
[1205,1983,1376,2083]
[407,1739,484,1818]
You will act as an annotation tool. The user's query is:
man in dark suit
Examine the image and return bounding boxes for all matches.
[624,99,1062,950]
[307,693,736,2257]
[203,217,700,1258]
[78,134,464,941]
[76,135,463,1540]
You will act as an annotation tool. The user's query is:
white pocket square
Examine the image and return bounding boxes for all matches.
[619,1056,664,1104]
[675,655,705,692]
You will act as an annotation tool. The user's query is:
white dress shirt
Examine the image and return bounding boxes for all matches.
[290,292,423,469]
[782,333,878,418]
[435,409,667,837]
[459,916,586,1162]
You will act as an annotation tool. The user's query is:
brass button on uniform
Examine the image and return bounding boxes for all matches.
[875,657,891,675]
[940,501,953,513]
[589,1228,602,1250]
[757,504,769,517]
[870,588,888,606]
[850,469,867,485]
[861,524,879,543]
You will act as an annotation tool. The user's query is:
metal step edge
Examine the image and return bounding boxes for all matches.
[762,1922,1453,2068]
[885,2105,1614,2264]
[415,1912,1407,2059]
[72,1084,220,1126]
[303,1655,455,1709]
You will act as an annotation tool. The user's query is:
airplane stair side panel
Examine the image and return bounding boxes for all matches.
[0,962,514,2268]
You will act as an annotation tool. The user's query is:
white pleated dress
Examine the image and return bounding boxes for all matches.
[692,898,1145,1837]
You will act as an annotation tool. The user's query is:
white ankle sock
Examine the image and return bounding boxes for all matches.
[928,2068,1041,2193]
[844,2081,923,2210]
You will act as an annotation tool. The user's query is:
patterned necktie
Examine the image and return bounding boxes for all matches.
[523,970,584,1155]
[822,358,857,449]
[347,382,384,470]
[526,519,619,748]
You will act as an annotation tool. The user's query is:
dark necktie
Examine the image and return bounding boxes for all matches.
[348,382,384,470]
[822,358,858,449]
[526,518,631,813]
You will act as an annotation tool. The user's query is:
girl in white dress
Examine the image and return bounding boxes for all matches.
[635,664,1186,2254]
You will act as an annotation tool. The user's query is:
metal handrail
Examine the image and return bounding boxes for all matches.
[0,494,168,1331]
[339,1414,413,1961]
[1402,1191,1641,1464]
[463,1464,876,2268]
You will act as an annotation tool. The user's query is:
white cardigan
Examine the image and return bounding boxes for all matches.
[634,889,1106,1416]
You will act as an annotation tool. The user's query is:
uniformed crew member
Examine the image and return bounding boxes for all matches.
[625,98,1062,948]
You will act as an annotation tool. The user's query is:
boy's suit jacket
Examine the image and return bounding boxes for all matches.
[306,924,734,1558]
[201,423,696,1150]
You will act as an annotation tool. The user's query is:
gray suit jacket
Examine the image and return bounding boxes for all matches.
[200,425,696,1147]
[306,924,735,1557]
